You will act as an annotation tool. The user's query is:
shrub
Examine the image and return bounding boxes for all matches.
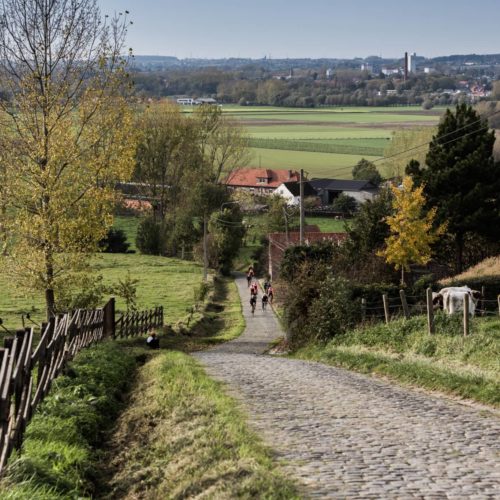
[99,228,130,253]
[136,217,164,255]
[283,263,360,345]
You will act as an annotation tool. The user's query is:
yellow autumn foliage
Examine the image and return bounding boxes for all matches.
[378,176,446,279]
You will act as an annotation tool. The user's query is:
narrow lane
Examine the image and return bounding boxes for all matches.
[194,275,500,498]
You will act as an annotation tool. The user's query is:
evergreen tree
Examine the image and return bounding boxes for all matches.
[412,103,500,272]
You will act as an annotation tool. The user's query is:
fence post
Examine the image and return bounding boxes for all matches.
[382,294,390,324]
[480,286,486,316]
[463,294,470,337]
[361,298,366,322]
[426,288,434,335]
[103,297,116,339]
[399,290,410,319]
[498,295,500,317]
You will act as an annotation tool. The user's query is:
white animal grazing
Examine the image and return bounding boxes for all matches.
[432,286,481,316]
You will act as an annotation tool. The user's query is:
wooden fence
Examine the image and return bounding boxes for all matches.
[0,298,163,474]
[362,288,500,336]
[115,306,163,338]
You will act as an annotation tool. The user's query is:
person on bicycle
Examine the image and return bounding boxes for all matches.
[267,285,274,304]
[250,295,257,313]
[250,281,258,297]
[261,292,268,310]
[263,279,270,294]
[246,272,252,287]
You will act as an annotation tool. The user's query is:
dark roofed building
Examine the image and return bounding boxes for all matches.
[274,181,317,205]
[310,178,379,205]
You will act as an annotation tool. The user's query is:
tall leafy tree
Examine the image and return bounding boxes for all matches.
[0,1,136,318]
[352,158,382,186]
[378,177,445,285]
[412,103,500,272]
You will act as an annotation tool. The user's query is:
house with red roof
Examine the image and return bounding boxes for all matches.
[225,168,300,195]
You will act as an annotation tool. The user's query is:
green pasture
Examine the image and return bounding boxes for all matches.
[248,138,386,156]
[246,126,393,139]
[223,105,443,177]
[247,147,378,178]
[0,253,202,331]
[221,105,443,115]
[236,111,439,124]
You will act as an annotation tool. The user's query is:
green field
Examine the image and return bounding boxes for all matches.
[249,147,378,178]
[220,105,443,178]
[0,253,202,331]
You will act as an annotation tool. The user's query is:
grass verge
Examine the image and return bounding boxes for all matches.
[0,341,138,499]
[292,315,500,407]
[99,352,299,499]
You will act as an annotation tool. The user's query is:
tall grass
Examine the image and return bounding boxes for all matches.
[293,315,500,407]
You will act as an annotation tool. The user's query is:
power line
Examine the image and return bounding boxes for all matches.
[250,108,500,179]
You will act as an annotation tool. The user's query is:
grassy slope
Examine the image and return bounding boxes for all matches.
[292,315,500,407]
[100,352,299,499]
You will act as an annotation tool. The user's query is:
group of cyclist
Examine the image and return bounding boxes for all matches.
[247,266,274,314]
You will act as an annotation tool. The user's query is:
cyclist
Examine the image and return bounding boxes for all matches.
[250,281,258,297]
[268,285,274,304]
[250,295,257,314]
[261,292,268,310]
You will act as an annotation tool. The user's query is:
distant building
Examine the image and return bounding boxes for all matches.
[225,168,300,195]
[382,68,400,76]
[177,98,195,105]
[408,52,417,73]
[424,67,436,74]
[274,181,317,206]
[361,63,373,73]
[309,179,379,205]
[176,97,218,105]
[326,68,334,79]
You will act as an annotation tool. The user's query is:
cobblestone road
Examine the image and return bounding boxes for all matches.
[194,275,500,499]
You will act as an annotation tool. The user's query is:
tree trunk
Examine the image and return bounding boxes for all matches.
[45,289,55,321]
[455,233,464,274]
[45,248,56,320]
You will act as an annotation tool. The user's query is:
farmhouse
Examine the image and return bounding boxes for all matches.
[274,181,317,206]
[310,178,379,205]
[226,168,300,195]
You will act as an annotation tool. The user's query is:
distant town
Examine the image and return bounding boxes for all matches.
[131,52,499,108]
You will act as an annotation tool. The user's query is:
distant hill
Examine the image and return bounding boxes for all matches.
[131,53,500,71]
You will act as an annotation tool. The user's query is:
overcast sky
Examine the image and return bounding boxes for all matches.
[99,0,500,59]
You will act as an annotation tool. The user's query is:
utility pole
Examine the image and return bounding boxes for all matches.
[282,206,289,243]
[203,213,208,281]
[299,168,305,244]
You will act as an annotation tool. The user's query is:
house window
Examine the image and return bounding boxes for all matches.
[257,177,268,184]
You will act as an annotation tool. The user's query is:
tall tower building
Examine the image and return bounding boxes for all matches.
[408,52,417,73]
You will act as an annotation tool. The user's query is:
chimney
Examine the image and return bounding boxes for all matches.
[404,52,408,81]
[288,169,292,180]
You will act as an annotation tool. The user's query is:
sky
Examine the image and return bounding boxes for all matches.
[99,0,500,59]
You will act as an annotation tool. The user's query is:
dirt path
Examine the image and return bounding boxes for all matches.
[194,275,500,498]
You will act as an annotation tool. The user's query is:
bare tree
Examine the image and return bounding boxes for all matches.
[0,0,136,318]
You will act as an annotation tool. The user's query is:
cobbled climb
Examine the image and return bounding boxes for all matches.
[194,275,500,499]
